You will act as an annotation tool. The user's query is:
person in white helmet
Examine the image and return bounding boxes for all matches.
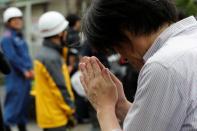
[33,11,75,131]
[0,7,34,131]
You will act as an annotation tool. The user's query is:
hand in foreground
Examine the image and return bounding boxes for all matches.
[92,56,131,121]
[79,56,118,112]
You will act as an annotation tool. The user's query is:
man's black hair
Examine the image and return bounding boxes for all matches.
[177,10,187,20]
[82,0,177,51]
[66,14,81,28]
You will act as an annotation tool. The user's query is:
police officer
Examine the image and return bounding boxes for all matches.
[1,7,33,131]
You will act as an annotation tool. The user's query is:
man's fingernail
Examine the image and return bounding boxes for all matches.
[80,63,85,70]
[84,56,90,60]
[105,68,110,74]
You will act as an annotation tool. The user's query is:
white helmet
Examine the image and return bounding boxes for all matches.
[38,11,69,38]
[3,7,23,23]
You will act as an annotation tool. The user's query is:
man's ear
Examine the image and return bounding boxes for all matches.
[64,31,68,37]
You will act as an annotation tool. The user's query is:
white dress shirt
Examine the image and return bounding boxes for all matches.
[123,16,197,131]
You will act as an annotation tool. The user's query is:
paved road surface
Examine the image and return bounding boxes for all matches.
[11,123,92,131]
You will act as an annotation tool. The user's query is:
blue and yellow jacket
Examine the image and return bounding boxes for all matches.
[33,40,75,128]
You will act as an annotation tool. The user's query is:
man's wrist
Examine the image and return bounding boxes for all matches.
[97,105,116,117]
[97,105,121,131]
[117,100,131,110]
[116,100,132,122]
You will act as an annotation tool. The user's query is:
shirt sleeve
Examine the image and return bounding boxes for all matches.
[1,37,29,73]
[123,63,188,131]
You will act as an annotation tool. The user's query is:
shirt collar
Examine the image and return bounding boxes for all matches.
[143,16,197,62]
[7,28,23,37]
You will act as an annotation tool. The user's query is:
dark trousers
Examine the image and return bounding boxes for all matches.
[43,125,66,131]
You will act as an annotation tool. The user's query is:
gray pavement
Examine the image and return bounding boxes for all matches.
[11,123,92,131]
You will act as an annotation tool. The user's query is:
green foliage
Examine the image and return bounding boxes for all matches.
[176,0,197,16]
